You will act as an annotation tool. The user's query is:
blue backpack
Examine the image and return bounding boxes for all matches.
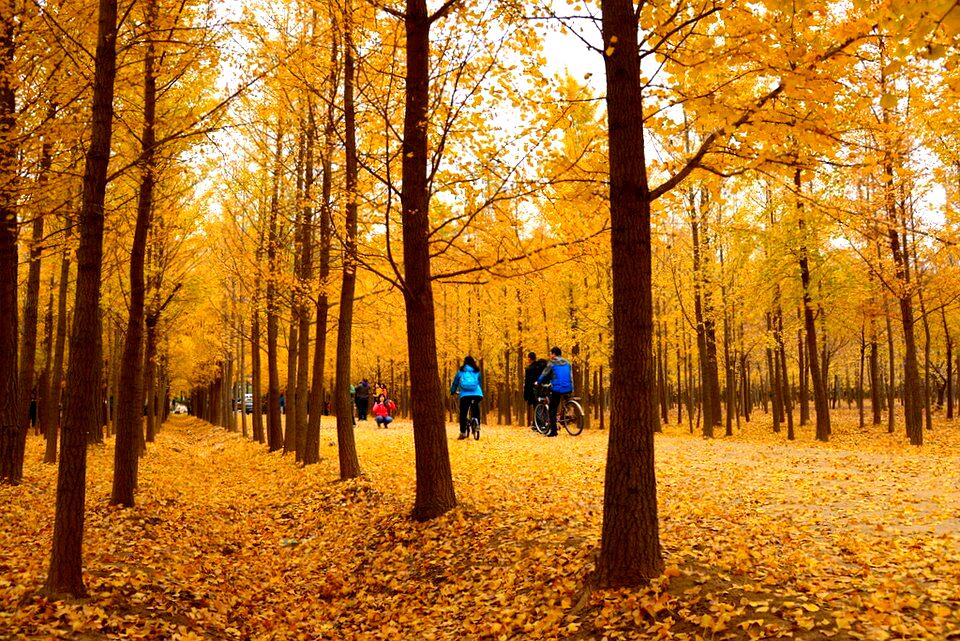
[459,368,480,393]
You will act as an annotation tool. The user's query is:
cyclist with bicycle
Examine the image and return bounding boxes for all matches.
[450,355,483,440]
[536,347,573,437]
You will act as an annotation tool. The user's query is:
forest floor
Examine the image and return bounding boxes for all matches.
[1,409,959,640]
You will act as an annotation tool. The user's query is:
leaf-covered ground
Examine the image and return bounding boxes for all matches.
[1,409,958,640]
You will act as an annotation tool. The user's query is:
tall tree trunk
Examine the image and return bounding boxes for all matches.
[143,320,159,441]
[858,325,866,430]
[795,170,830,441]
[690,206,714,436]
[886,310,895,434]
[869,320,881,424]
[766,312,782,432]
[265,128,284,452]
[597,0,664,587]
[334,5,361,479]
[45,0,119,598]
[401,0,456,520]
[43,246,71,464]
[305,33,337,466]
[0,1,20,485]
[294,118,314,460]
[775,299,794,440]
[111,0,156,504]
[283,319,297,453]
[943,308,953,420]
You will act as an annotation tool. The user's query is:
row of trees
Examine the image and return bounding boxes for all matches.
[4,0,960,598]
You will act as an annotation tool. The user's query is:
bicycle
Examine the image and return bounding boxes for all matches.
[533,385,584,436]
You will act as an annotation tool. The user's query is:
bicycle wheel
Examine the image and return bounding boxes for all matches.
[562,400,584,436]
[472,417,480,440]
[533,403,550,434]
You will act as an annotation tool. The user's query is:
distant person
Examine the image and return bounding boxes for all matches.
[523,351,548,428]
[355,379,370,421]
[536,347,573,437]
[372,394,397,428]
[450,355,483,440]
[279,392,286,415]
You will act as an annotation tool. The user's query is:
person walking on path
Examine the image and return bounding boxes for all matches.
[536,347,573,437]
[354,379,370,421]
[523,351,548,428]
[450,355,483,440]
[372,394,397,428]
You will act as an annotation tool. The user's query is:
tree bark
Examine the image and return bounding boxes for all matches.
[111,0,156,504]
[266,128,284,452]
[305,37,337,466]
[334,4,361,479]
[0,2,20,485]
[43,246,71,464]
[795,170,830,441]
[401,0,456,520]
[597,0,664,587]
[44,0,119,598]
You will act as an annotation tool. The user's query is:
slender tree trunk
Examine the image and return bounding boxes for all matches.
[858,326,866,430]
[597,0,664,587]
[401,0,456,520]
[767,312,782,432]
[111,0,156,503]
[334,6,361,479]
[294,109,314,461]
[795,172,830,441]
[943,308,953,420]
[283,319,297,453]
[44,246,71,464]
[265,128,284,452]
[143,320,158,442]
[305,40,336,466]
[886,311,896,434]
[44,0,118,597]
[251,309,264,443]
[870,321,881,424]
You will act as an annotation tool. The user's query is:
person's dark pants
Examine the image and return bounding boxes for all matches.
[459,396,481,433]
[356,398,369,420]
[548,391,566,435]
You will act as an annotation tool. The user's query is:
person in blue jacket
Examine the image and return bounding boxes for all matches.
[450,355,483,440]
[537,346,573,437]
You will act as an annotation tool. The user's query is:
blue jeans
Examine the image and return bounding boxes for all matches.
[376,415,393,427]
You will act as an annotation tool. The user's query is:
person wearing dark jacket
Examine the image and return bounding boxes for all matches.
[537,346,574,437]
[355,379,371,420]
[523,352,547,427]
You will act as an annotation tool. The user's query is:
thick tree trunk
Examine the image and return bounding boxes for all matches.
[45,0,119,598]
[0,3,20,485]
[401,0,456,520]
[597,0,663,587]
[334,7,361,479]
[111,3,155,503]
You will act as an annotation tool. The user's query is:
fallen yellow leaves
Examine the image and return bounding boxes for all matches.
[0,410,958,639]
